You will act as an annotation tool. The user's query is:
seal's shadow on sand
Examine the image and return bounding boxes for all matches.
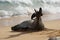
[4,28,60,39]
[5,30,40,39]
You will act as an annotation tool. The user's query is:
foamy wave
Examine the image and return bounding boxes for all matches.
[0,0,60,18]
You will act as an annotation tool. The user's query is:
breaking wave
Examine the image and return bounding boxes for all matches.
[0,0,60,18]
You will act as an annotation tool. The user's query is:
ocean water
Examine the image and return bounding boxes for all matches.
[0,0,60,19]
[0,0,60,26]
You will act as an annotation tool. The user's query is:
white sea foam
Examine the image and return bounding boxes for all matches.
[0,0,60,19]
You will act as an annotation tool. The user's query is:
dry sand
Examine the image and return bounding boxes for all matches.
[0,15,60,40]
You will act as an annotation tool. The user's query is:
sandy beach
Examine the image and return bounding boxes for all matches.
[0,15,60,40]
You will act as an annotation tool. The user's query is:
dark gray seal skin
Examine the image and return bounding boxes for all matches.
[11,20,34,31]
[11,7,45,31]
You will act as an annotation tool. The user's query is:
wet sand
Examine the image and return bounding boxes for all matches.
[0,15,60,40]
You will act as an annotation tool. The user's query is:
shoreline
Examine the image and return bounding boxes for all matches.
[0,15,60,27]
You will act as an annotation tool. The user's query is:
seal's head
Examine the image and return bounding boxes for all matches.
[31,7,43,20]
